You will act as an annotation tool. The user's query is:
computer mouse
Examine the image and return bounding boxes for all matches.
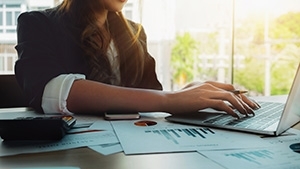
[289,143,300,153]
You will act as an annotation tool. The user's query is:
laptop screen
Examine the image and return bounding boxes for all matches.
[276,63,300,135]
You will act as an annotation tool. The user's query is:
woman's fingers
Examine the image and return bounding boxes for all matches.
[235,96,255,116]
[203,82,259,116]
[208,90,254,117]
[206,99,239,118]
[179,82,259,118]
[240,94,261,110]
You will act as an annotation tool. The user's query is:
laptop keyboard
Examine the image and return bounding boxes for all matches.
[203,102,285,130]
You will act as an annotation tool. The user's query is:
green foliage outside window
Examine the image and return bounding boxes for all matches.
[171,33,200,87]
[171,12,300,95]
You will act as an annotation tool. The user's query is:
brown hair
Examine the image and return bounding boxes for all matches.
[58,0,144,86]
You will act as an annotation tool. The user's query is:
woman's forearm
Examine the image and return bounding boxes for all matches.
[67,80,259,117]
[67,79,170,114]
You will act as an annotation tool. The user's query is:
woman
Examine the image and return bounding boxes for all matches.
[15,0,259,118]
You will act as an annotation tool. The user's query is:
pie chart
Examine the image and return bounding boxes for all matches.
[134,120,157,126]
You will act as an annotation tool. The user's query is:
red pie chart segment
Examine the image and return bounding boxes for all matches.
[134,120,157,127]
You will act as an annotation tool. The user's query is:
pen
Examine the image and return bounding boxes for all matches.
[230,90,248,94]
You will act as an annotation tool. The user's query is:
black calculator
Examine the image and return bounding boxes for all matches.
[0,116,76,141]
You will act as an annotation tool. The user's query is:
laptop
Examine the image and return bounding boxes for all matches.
[166,64,300,136]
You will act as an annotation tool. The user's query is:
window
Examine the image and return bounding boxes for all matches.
[0,0,55,74]
[1,4,21,33]
[0,11,3,25]
[233,0,300,96]
[6,11,13,25]
[124,3,134,20]
[0,2,22,74]
[138,0,300,96]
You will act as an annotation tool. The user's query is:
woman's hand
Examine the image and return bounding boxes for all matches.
[167,81,260,118]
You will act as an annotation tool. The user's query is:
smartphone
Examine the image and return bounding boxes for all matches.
[104,111,140,120]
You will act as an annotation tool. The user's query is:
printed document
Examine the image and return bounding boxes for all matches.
[198,128,300,169]
[111,117,270,155]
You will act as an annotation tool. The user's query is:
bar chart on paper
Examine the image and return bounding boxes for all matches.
[111,118,267,154]
[200,147,300,169]
[225,150,274,165]
[145,127,215,144]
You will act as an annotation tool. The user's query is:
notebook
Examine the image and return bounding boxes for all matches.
[166,64,300,136]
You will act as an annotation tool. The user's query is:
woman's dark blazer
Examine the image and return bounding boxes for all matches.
[15,8,162,113]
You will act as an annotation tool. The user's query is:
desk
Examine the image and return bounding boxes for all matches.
[1,102,300,169]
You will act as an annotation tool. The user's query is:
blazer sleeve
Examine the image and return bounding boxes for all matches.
[14,12,67,113]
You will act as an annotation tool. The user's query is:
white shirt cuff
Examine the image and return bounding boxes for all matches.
[41,74,86,114]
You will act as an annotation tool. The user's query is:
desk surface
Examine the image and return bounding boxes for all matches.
[1,105,300,169]
[1,148,214,169]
